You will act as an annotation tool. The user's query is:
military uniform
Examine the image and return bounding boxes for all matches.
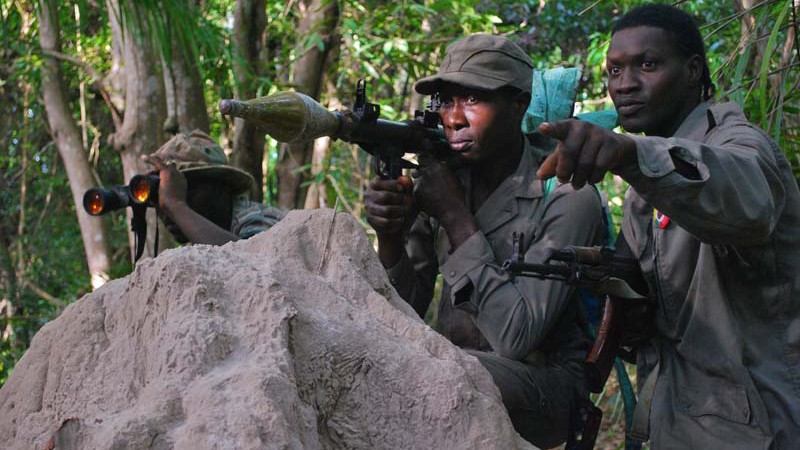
[230,197,286,239]
[150,129,285,242]
[388,142,605,447]
[616,102,800,449]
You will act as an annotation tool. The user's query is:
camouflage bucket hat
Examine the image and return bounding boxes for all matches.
[414,34,534,95]
[150,129,254,195]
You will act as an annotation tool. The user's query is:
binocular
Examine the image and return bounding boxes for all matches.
[83,174,160,216]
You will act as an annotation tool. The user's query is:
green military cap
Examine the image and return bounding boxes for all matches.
[150,129,254,195]
[414,34,534,95]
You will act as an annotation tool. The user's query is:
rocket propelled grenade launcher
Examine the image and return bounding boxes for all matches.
[219,79,452,179]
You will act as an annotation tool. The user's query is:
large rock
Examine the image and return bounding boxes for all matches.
[0,210,536,450]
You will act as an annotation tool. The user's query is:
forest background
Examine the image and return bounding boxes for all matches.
[1,0,798,447]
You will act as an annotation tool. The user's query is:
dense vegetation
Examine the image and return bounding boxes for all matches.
[1,0,798,446]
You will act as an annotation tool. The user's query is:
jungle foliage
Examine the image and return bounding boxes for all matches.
[1,3,798,445]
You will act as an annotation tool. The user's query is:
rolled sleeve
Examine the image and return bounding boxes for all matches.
[440,232,494,307]
[617,127,784,245]
[632,134,677,178]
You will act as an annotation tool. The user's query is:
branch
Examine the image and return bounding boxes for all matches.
[40,49,123,129]
[326,173,373,233]
[20,278,66,309]
[723,61,800,94]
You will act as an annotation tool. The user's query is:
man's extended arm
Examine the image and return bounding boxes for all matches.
[614,112,786,245]
[538,105,788,246]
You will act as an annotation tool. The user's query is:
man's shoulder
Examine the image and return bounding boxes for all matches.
[230,198,287,237]
[549,180,603,203]
[541,181,605,227]
[706,102,780,151]
[707,101,743,121]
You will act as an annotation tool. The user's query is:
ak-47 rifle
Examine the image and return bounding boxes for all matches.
[82,174,160,262]
[218,79,452,179]
[502,232,649,392]
[503,232,651,450]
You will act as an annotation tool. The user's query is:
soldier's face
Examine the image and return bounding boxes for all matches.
[437,84,525,164]
[606,26,701,137]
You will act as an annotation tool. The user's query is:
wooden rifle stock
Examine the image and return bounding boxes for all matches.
[586,294,622,393]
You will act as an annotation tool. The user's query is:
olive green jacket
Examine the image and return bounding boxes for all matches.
[617,102,800,449]
[387,141,605,368]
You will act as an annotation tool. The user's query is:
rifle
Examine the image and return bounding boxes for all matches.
[502,232,648,392]
[219,79,452,179]
[82,174,160,262]
[503,232,651,450]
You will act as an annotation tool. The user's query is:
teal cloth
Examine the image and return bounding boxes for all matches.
[523,67,582,133]
[523,67,618,140]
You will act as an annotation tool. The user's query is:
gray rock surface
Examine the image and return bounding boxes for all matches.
[0,210,537,450]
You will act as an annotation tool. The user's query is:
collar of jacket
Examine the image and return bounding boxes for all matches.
[465,139,545,236]
[673,101,748,141]
[506,138,545,199]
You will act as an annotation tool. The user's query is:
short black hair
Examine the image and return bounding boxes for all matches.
[613,3,715,101]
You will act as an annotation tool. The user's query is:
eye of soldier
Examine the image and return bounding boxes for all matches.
[439,93,454,108]
[641,60,656,70]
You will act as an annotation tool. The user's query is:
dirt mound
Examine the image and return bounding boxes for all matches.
[0,210,535,450]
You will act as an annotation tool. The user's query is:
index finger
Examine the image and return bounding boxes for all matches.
[538,120,572,141]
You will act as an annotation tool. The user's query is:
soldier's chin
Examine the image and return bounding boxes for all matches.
[618,116,645,134]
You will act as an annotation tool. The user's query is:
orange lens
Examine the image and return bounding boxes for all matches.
[131,178,151,203]
[86,191,105,215]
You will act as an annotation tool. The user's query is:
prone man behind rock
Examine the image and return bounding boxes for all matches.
[142,130,285,246]
[365,33,606,448]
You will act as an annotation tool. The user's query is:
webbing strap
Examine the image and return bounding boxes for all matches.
[630,355,659,441]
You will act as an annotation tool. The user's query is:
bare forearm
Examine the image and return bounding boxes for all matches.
[163,201,239,246]
[438,206,478,250]
[377,234,405,268]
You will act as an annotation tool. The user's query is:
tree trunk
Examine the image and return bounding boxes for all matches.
[163,1,209,135]
[0,172,18,342]
[231,0,268,200]
[107,0,169,261]
[276,0,339,209]
[303,136,332,209]
[38,0,112,289]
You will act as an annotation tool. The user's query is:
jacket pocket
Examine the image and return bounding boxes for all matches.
[677,382,751,424]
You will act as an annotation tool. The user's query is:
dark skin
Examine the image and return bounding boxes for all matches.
[536,26,703,186]
[142,155,239,245]
[365,83,530,268]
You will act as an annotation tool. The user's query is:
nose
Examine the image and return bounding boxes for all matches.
[612,67,640,95]
[442,100,467,131]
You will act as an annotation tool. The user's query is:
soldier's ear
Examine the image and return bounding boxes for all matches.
[513,92,531,118]
[686,54,703,88]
